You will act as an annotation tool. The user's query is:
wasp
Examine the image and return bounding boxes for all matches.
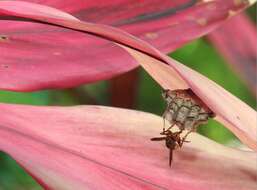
[151,130,189,166]
[151,89,215,166]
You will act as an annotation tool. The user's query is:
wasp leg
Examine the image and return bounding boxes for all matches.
[162,108,169,132]
[173,129,191,148]
[180,130,192,146]
[162,122,175,134]
[177,128,183,134]
[178,139,190,147]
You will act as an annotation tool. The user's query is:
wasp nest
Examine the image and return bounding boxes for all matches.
[162,89,215,133]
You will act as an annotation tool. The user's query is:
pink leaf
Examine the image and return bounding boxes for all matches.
[0,2,256,189]
[0,104,256,190]
[1,0,257,143]
[208,14,257,95]
[0,0,256,151]
[0,0,254,91]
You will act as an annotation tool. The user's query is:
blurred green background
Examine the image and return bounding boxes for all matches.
[0,8,256,190]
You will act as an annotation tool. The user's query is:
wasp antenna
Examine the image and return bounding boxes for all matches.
[150,137,166,141]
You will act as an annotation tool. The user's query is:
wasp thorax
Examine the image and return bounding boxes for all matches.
[165,136,176,149]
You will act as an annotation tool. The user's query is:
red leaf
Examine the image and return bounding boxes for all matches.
[0,0,253,91]
[0,104,256,189]
[0,0,256,150]
[208,13,257,95]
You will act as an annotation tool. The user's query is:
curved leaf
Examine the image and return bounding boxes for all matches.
[0,104,256,190]
[0,1,256,150]
[0,0,254,91]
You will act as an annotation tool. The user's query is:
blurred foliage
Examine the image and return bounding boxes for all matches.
[0,10,256,190]
[0,152,43,190]
[0,91,48,189]
[0,91,49,105]
[248,4,257,22]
